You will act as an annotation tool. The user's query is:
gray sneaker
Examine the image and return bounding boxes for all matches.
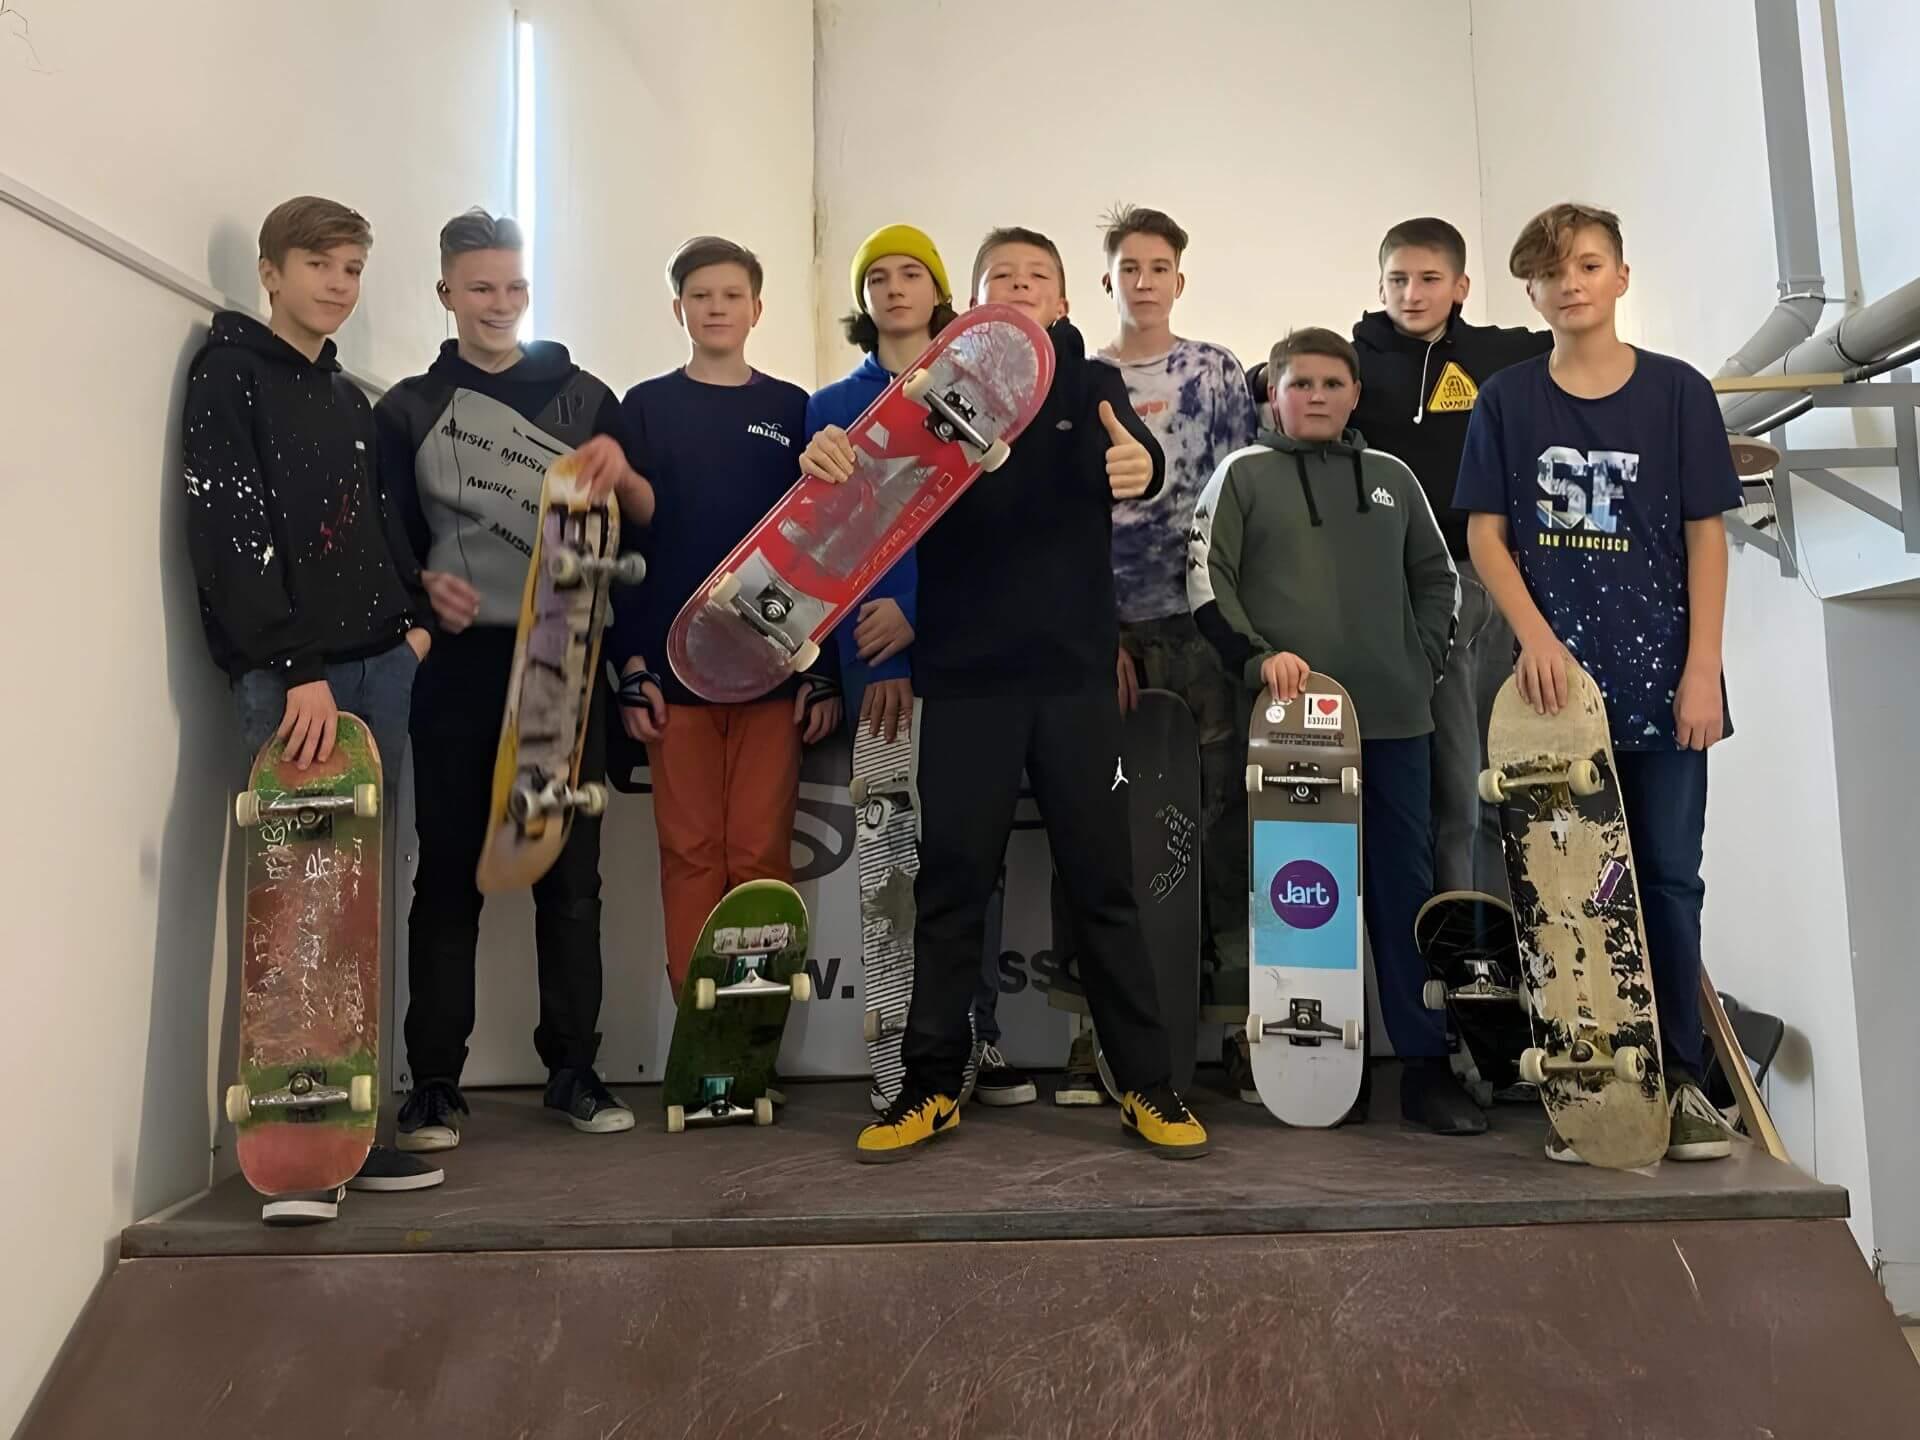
[1666,1081,1735,1161]
[1543,1125,1588,1165]
[1054,1028,1105,1106]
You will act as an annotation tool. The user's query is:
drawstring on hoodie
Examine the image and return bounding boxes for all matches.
[1292,450,1372,526]
[1413,337,1436,426]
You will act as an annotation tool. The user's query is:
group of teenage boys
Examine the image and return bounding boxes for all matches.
[183,188,1739,1220]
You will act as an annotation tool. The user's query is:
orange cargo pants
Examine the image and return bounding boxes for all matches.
[647,698,801,997]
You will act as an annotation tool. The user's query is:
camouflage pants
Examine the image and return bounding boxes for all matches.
[1122,612,1249,1003]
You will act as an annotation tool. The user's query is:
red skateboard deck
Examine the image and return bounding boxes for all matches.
[667,305,1052,703]
[226,713,383,1197]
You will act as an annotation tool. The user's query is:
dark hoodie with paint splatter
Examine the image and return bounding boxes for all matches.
[182,311,423,685]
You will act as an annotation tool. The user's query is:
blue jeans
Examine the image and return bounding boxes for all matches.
[234,642,419,777]
[1364,736,1444,1058]
[1615,748,1709,1080]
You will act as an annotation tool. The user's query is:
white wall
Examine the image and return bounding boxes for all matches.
[1470,0,1906,1252]
[813,0,1482,383]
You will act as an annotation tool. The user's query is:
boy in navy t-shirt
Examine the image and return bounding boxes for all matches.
[1456,202,1742,1164]
[610,237,842,1003]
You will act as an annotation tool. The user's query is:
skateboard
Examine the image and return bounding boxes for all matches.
[1047,689,1202,1099]
[226,713,383,1199]
[477,451,644,893]
[662,880,812,1132]
[1416,890,1531,1101]
[667,304,1053,703]
[1481,663,1667,1168]
[1242,677,1365,1127]
[1701,969,1786,1159]
[850,724,979,1106]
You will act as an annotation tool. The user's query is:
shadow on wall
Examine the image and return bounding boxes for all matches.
[130,322,243,1220]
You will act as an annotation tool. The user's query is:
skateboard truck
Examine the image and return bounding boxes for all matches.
[704,571,822,672]
[1244,760,1361,802]
[690,934,815,1011]
[1478,756,1604,804]
[507,776,607,828]
[547,545,646,588]
[234,785,379,828]
[1246,998,1364,1050]
[665,1074,774,1134]
[225,1069,375,1125]
[1517,1037,1648,1087]
[900,368,1011,471]
[1423,953,1524,1013]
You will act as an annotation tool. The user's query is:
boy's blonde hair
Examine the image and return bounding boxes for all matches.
[259,196,372,268]
[1508,203,1624,281]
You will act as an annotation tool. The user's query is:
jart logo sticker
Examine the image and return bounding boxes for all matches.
[1303,692,1343,731]
[1270,859,1339,929]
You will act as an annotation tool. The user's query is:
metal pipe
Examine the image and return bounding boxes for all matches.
[1721,274,1920,433]
[1719,0,1828,380]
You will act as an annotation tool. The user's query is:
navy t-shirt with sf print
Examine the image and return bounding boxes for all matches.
[1453,349,1743,749]
[610,368,809,704]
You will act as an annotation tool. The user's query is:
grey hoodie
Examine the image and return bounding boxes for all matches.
[1187,426,1457,740]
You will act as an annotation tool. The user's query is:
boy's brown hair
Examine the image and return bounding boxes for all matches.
[258,196,372,268]
[1101,204,1189,262]
[667,235,765,297]
[1508,203,1625,281]
[1268,327,1360,385]
[970,226,1066,300]
[841,301,961,356]
[1377,217,1466,274]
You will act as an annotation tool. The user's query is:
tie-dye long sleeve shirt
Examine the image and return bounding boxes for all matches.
[1095,339,1258,624]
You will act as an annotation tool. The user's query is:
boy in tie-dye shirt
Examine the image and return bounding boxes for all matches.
[1051,205,1259,1106]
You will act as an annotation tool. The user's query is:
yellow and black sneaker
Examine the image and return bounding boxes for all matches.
[856,1086,960,1163]
[1120,1084,1210,1158]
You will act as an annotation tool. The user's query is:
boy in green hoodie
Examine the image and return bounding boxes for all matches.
[1188,327,1481,1134]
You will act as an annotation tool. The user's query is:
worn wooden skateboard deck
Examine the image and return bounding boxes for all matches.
[227,713,383,1197]
[1483,663,1667,1168]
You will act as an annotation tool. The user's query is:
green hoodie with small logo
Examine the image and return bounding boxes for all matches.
[1187,426,1458,740]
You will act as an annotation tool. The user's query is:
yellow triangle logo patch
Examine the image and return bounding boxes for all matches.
[1428,361,1479,413]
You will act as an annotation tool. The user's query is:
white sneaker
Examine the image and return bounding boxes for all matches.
[262,1185,345,1226]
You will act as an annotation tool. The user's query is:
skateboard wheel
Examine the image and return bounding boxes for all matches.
[1518,1048,1549,1087]
[792,639,820,671]
[754,1097,775,1127]
[1613,1046,1647,1083]
[666,1105,685,1135]
[708,571,740,607]
[224,1084,252,1126]
[234,791,262,828]
[1245,1012,1264,1046]
[1245,764,1264,794]
[980,438,1011,472]
[1567,759,1603,796]
[352,783,379,819]
[849,777,869,808]
[547,549,582,586]
[1340,767,1360,797]
[575,783,607,818]
[1342,1018,1363,1050]
[613,553,647,585]
[694,978,717,1012]
[349,1074,375,1114]
[1477,768,1508,805]
[901,367,933,403]
[863,1008,883,1043]
[789,972,814,1003]
[1422,979,1449,1012]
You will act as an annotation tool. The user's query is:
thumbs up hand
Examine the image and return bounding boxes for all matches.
[1100,400,1152,499]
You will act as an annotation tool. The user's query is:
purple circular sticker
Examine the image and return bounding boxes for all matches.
[1270,860,1339,929]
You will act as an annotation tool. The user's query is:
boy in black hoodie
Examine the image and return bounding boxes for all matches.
[376,209,653,1152]
[803,227,1209,1162]
[1351,219,1550,897]
[183,195,441,1220]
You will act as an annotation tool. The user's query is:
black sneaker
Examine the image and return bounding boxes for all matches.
[1223,1033,1260,1105]
[261,1186,344,1226]
[972,1044,1037,1106]
[544,1068,635,1135]
[1400,1058,1489,1136]
[396,1078,468,1153]
[347,1144,445,1193]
